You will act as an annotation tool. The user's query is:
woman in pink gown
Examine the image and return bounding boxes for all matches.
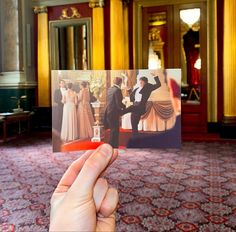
[77,82,94,139]
[61,83,78,142]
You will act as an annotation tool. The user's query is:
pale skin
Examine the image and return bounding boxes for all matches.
[50,144,119,232]
[59,80,65,88]
[168,79,181,115]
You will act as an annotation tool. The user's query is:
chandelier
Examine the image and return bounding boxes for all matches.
[180,8,200,28]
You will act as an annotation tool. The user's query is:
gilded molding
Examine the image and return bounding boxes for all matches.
[33,6,48,14]
[89,0,104,8]
[60,7,81,19]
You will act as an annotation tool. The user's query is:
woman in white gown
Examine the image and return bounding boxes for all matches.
[61,83,78,142]
[77,81,94,139]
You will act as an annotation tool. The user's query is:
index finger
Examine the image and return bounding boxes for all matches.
[55,150,94,193]
[70,144,115,195]
[55,146,118,193]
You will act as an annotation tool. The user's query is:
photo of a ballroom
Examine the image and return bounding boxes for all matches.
[0,0,236,231]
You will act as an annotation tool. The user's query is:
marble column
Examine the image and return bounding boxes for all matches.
[1,0,22,72]
[89,0,105,69]
[34,6,50,107]
[0,0,36,112]
[222,0,236,138]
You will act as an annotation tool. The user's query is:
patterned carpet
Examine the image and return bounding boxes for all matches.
[0,138,236,232]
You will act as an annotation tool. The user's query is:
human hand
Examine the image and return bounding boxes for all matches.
[49,144,119,232]
[150,70,159,77]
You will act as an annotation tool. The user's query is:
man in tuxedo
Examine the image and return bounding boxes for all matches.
[127,78,181,148]
[122,75,161,136]
[104,77,126,148]
[53,80,66,132]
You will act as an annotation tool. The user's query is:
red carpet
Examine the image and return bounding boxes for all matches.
[61,128,156,151]
[61,139,125,152]
[61,139,104,151]
[60,128,133,151]
[0,137,236,231]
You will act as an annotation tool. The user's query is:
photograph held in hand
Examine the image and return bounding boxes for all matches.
[51,69,181,152]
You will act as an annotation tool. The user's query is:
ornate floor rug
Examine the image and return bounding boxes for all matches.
[0,138,236,231]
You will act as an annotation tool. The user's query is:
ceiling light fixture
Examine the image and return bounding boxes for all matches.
[180,8,200,28]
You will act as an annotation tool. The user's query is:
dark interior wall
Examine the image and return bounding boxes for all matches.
[0,1,2,73]
[0,88,36,113]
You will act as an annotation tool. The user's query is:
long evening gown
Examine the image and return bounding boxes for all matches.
[61,90,78,142]
[77,88,94,139]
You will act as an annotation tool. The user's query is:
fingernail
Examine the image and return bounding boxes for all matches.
[99,144,113,159]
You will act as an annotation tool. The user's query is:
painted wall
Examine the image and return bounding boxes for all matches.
[0,88,36,113]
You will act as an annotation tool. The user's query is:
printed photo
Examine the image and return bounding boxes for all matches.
[52,69,181,152]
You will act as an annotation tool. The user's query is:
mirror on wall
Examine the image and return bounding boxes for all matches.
[180,8,201,103]
[147,12,167,69]
[49,18,92,70]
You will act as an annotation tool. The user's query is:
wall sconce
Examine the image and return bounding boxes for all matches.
[180,8,200,28]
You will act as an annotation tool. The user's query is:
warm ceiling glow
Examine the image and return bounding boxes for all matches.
[180,8,200,27]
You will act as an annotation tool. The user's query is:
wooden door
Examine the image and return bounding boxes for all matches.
[142,2,208,133]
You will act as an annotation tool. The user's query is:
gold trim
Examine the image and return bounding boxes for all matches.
[223,0,236,116]
[37,11,50,106]
[207,0,218,122]
[89,0,104,8]
[33,6,48,14]
[60,7,81,20]
[92,7,105,69]
[123,4,130,69]
[149,12,167,26]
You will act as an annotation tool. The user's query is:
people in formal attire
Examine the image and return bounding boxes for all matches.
[53,80,66,132]
[61,83,78,142]
[122,75,161,136]
[87,82,97,120]
[104,77,126,148]
[77,81,94,139]
[127,78,181,148]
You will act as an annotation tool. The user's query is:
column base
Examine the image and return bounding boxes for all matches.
[220,116,236,139]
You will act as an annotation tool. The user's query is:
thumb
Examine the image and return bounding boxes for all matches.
[70,144,113,195]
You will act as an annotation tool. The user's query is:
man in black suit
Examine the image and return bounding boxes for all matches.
[53,80,66,132]
[104,77,126,148]
[122,75,161,136]
[127,78,181,148]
